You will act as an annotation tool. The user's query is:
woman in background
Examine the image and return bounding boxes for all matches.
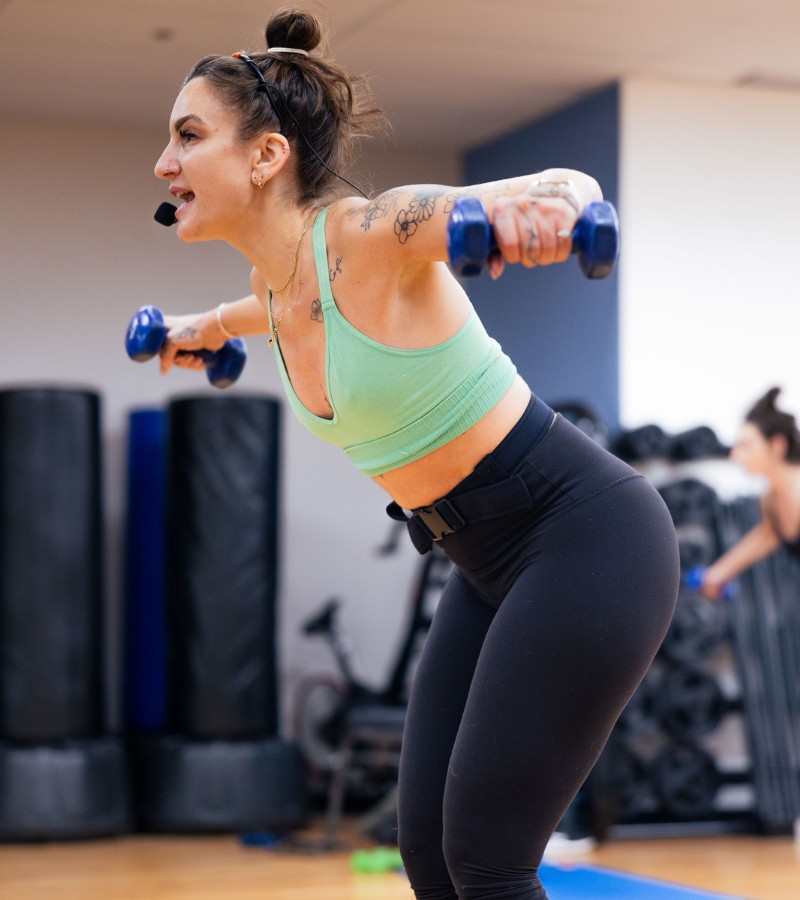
[700,387,800,600]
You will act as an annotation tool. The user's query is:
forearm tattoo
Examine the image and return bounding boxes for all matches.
[172,326,198,341]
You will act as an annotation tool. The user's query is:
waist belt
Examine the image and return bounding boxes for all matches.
[386,473,532,555]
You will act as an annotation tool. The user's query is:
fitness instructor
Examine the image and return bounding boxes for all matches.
[152,9,679,899]
[699,387,800,600]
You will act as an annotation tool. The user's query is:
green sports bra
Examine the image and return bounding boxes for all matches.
[268,206,517,477]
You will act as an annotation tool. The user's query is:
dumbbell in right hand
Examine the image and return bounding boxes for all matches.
[684,566,736,602]
[125,305,247,389]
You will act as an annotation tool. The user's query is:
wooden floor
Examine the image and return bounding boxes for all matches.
[0,820,798,900]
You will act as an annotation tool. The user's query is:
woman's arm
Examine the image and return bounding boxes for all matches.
[159,289,269,375]
[340,169,603,278]
[701,513,780,599]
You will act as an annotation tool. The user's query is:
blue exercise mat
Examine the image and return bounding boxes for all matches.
[540,862,746,899]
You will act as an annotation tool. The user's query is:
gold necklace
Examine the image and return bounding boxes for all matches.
[267,209,315,346]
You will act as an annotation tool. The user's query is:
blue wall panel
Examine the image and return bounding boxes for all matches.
[463,85,620,427]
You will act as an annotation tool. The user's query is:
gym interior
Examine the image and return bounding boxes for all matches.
[1,2,800,898]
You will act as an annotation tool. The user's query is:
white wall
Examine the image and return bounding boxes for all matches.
[619,78,800,448]
[0,115,460,729]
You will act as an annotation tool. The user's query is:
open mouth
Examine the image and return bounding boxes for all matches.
[176,191,195,211]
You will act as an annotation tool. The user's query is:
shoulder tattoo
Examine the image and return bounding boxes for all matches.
[359,191,402,231]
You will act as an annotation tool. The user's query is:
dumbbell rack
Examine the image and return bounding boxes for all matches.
[590,471,759,838]
[716,497,800,832]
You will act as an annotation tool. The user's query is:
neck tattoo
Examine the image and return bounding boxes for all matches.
[267,208,315,346]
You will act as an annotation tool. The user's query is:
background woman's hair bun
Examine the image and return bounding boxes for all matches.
[744,385,800,462]
[266,8,323,54]
[749,386,783,416]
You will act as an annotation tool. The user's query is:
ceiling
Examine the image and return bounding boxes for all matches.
[2,0,800,150]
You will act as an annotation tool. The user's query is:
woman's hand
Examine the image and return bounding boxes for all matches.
[698,566,728,602]
[158,310,228,375]
[487,193,578,280]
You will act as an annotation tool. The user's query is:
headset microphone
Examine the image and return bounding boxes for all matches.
[154,202,177,226]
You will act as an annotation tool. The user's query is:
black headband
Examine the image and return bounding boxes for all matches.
[232,51,286,133]
[230,49,368,200]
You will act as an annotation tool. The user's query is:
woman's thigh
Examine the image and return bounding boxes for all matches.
[397,569,496,846]
[441,476,680,868]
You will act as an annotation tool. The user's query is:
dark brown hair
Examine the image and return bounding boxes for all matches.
[184,8,385,203]
[745,387,800,462]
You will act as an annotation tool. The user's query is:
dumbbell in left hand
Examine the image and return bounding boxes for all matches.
[447,197,619,279]
[125,305,247,389]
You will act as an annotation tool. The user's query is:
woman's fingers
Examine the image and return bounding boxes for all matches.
[491,196,576,270]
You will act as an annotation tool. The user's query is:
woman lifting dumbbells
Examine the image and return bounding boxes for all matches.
[698,387,800,601]
[148,8,679,898]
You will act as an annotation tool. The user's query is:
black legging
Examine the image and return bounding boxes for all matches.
[396,396,680,900]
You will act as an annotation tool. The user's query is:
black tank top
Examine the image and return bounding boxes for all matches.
[764,502,800,559]
[783,535,800,558]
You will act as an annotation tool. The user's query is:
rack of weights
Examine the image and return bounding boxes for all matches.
[587,425,760,838]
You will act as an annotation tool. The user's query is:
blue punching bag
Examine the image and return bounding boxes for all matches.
[124,408,168,731]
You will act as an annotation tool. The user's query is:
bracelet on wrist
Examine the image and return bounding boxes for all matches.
[216,303,238,340]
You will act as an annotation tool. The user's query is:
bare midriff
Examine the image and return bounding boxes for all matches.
[372,374,532,509]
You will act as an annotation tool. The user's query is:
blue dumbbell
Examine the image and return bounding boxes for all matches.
[683,566,736,602]
[125,305,247,389]
[447,197,619,279]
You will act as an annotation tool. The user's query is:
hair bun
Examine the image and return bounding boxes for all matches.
[266,8,322,54]
[752,386,782,413]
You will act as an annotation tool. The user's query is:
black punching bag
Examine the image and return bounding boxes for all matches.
[0,387,130,839]
[130,395,308,832]
[0,388,103,739]
[167,395,281,737]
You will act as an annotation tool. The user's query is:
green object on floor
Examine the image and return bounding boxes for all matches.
[350,846,404,874]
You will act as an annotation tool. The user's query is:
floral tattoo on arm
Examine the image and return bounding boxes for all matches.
[393,191,446,244]
[358,191,402,231]
[358,182,518,245]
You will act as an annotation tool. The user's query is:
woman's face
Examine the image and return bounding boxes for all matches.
[730,422,784,475]
[154,78,258,242]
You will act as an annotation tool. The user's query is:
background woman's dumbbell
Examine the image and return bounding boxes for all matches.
[683,566,736,602]
[125,305,247,389]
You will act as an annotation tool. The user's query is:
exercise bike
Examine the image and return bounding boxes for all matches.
[292,523,453,805]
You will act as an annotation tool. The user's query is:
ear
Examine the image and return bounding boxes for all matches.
[770,432,789,460]
[250,132,291,186]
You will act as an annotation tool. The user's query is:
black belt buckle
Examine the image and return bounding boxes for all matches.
[415,498,465,542]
